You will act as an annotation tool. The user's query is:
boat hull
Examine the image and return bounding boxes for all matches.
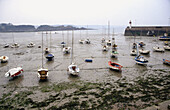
[108,61,122,71]
[38,68,48,80]
[163,59,170,65]
[5,67,23,78]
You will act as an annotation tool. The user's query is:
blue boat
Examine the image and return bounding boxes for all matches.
[159,36,170,41]
[85,58,93,62]
[46,53,54,61]
[135,55,148,65]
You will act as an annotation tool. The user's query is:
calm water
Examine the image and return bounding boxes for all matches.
[0,26,169,88]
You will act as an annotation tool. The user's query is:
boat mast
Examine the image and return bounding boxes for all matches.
[86,25,88,38]
[71,30,74,64]
[50,31,51,51]
[67,30,69,47]
[46,32,48,48]
[108,21,110,40]
[62,31,64,42]
[42,32,44,68]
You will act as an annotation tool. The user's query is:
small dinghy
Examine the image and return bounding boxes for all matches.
[68,63,80,76]
[38,68,48,80]
[27,42,35,48]
[164,45,170,51]
[4,44,9,48]
[11,43,20,48]
[106,40,112,46]
[108,61,123,71]
[101,37,105,43]
[46,53,54,61]
[139,49,150,55]
[130,49,137,56]
[138,41,145,47]
[111,50,118,58]
[79,39,84,44]
[0,56,9,63]
[85,58,93,62]
[63,47,71,54]
[5,67,23,78]
[163,59,170,65]
[45,48,50,54]
[103,45,108,51]
[135,55,148,65]
[153,46,165,52]
[85,39,90,44]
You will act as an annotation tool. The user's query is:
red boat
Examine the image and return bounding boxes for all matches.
[5,67,23,78]
[108,61,123,71]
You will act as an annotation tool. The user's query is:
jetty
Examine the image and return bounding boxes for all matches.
[124,26,170,36]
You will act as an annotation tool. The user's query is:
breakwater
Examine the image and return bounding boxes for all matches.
[124,26,170,36]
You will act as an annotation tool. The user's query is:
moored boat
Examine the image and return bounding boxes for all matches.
[153,46,165,52]
[138,41,145,47]
[68,63,80,75]
[5,67,23,78]
[38,68,48,80]
[4,44,9,48]
[108,61,123,71]
[159,33,170,41]
[139,49,150,55]
[130,49,137,56]
[0,56,9,63]
[27,42,35,48]
[46,53,54,61]
[164,45,170,50]
[135,55,148,65]
[163,59,170,65]
[11,43,20,48]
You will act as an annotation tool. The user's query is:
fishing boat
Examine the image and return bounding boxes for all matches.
[63,31,71,54]
[68,31,80,76]
[5,67,23,79]
[135,55,148,65]
[130,49,137,56]
[138,41,145,47]
[108,61,123,71]
[163,59,170,65]
[27,42,35,48]
[153,46,165,52]
[0,56,9,63]
[38,32,48,80]
[4,43,9,48]
[139,49,150,55]
[164,45,170,50]
[159,33,170,41]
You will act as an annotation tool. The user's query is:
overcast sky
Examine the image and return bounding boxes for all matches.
[0,0,170,26]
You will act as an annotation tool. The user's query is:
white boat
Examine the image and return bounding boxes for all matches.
[135,55,148,65]
[159,33,170,41]
[103,45,108,51]
[153,46,165,52]
[68,31,80,76]
[85,39,90,44]
[79,39,84,44]
[164,45,170,50]
[139,49,150,55]
[11,43,20,48]
[5,67,23,78]
[106,40,112,46]
[0,56,9,63]
[38,32,49,80]
[45,47,50,54]
[4,44,9,48]
[130,49,137,56]
[111,50,118,58]
[68,63,80,76]
[138,41,145,47]
[63,47,71,54]
[27,42,35,48]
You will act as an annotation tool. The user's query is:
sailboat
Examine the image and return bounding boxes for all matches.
[153,35,164,52]
[61,31,66,47]
[79,30,84,44]
[27,42,35,48]
[135,43,148,65]
[63,31,71,54]
[46,32,54,61]
[45,32,49,54]
[106,21,111,46]
[111,29,118,58]
[0,56,9,63]
[85,25,90,44]
[38,32,48,80]
[11,33,20,48]
[68,31,80,76]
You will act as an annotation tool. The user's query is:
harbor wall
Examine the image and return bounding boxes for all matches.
[124,26,170,36]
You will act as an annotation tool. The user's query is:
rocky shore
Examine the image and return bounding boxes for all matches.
[0,69,169,110]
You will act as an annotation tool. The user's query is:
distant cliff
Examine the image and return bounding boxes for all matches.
[124,26,170,36]
[0,23,36,32]
[0,23,87,32]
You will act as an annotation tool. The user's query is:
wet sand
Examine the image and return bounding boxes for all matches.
[0,30,169,109]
